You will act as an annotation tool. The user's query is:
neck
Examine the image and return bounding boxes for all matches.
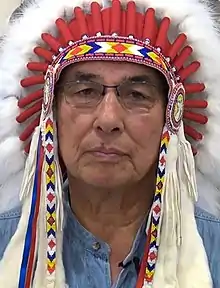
[68,170,155,282]
[68,171,155,244]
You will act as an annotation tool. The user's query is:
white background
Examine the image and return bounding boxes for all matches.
[0,0,22,34]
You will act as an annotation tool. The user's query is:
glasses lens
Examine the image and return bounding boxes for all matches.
[64,81,103,107]
[118,82,158,112]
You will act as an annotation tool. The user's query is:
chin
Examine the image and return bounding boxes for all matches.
[79,167,134,188]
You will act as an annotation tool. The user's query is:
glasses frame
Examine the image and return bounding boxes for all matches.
[57,80,161,113]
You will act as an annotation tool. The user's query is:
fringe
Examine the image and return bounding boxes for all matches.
[176,125,212,288]
[0,126,41,287]
[152,123,212,287]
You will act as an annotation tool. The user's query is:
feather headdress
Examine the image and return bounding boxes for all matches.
[0,0,220,287]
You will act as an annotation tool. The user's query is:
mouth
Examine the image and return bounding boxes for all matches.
[85,147,127,162]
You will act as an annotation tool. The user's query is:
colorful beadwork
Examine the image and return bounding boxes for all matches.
[144,128,170,284]
[43,67,55,121]
[166,83,185,134]
[45,117,57,285]
[53,37,174,87]
[60,40,168,71]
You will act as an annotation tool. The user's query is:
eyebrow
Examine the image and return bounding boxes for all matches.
[58,69,164,93]
[65,72,158,84]
[124,75,158,86]
[69,71,102,82]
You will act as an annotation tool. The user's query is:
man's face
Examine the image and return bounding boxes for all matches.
[56,61,166,188]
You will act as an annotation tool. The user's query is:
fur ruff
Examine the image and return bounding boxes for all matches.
[0,0,220,217]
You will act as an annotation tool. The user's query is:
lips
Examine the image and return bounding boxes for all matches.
[88,147,126,156]
[85,146,127,161]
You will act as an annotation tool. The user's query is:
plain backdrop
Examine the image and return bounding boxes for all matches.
[0,0,23,35]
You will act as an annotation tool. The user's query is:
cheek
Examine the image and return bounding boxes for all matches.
[126,105,165,172]
[56,103,92,166]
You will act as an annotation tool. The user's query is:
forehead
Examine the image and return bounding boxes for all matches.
[58,61,164,84]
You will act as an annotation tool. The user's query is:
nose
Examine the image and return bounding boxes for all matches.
[93,91,125,137]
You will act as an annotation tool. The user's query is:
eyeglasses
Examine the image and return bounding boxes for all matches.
[57,80,161,113]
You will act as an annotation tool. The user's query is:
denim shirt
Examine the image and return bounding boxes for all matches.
[0,204,220,288]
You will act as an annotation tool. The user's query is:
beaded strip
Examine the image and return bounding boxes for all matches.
[45,117,57,286]
[144,128,170,285]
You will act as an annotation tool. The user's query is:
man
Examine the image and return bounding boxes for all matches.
[0,0,220,287]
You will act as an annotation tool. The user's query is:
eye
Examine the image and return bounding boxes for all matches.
[120,83,154,102]
[129,91,146,100]
[77,88,98,97]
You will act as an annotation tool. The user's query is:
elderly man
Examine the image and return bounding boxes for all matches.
[0,0,220,287]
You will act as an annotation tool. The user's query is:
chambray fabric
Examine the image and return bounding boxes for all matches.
[0,203,220,288]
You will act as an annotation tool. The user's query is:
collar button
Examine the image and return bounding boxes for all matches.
[92,242,101,251]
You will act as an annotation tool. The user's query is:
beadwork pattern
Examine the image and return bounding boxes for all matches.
[45,117,57,285]
[144,128,170,284]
